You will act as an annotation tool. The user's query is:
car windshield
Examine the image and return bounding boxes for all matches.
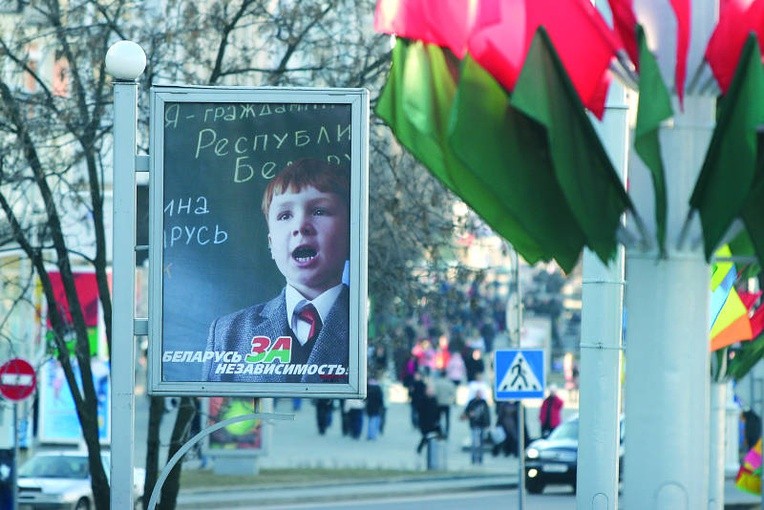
[548,419,578,441]
[19,455,90,479]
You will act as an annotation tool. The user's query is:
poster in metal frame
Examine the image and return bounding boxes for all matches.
[147,85,368,398]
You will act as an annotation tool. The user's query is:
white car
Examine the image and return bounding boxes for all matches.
[17,450,144,510]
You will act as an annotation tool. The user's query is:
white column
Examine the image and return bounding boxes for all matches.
[623,93,714,507]
[624,252,710,509]
[623,4,718,508]
[106,41,145,509]
[709,381,726,509]
[576,84,627,509]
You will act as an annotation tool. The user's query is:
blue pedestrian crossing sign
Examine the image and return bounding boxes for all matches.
[494,349,545,400]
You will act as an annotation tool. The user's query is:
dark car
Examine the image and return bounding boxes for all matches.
[524,414,624,494]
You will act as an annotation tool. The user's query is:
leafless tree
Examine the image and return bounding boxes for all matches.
[0,1,467,508]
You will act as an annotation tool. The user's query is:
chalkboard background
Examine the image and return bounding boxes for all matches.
[160,101,352,381]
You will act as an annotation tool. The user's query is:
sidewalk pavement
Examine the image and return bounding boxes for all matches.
[174,383,759,509]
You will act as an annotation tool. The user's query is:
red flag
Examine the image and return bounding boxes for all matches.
[374,0,477,57]
[468,0,621,118]
[705,0,764,93]
[750,305,764,338]
[739,290,763,310]
[669,0,690,105]
[608,0,639,69]
[610,0,689,103]
[374,0,622,118]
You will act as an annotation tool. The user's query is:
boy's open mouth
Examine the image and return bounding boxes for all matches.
[292,245,318,263]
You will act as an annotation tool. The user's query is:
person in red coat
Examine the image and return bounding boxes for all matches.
[539,384,564,438]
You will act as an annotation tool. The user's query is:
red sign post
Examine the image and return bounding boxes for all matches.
[0,358,36,401]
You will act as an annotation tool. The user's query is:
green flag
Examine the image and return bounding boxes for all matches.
[634,25,673,256]
[449,55,587,273]
[376,39,548,265]
[690,35,764,260]
[738,130,764,268]
[510,28,635,264]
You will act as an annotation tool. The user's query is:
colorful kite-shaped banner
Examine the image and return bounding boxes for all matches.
[710,246,764,351]
[736,438,762,495]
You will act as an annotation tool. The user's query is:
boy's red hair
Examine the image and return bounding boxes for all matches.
[261,159,350,218]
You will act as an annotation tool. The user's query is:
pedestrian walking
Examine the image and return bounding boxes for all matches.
[366,374,385,440]
[492,401,526,457]
[445,349,467,387]
[339,399,349,436]
[408,370,427,429]
[539,384,564,438]
[464,348,485,382]
[466,371,491,402]
[314,398,334,435]
[433,370,456,438]
[462,389,491,465]
[345,398,365,439]
[415,383,443,454]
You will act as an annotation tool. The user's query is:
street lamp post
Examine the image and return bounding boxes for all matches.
[576,81,628,509]
[105,40,146,509]
[505,246,526,510]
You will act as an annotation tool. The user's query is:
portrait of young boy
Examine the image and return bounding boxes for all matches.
[203,158,351,383]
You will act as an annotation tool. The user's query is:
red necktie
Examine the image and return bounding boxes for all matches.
[298,304,322,342]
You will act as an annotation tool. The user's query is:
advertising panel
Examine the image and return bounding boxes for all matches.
[205,397,267,457]
[148,86,368,398]
[38,358,110,444]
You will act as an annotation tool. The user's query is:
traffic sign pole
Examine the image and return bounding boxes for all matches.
[496,344,545,510]
[12,403,17,510]
[0,357,36,510]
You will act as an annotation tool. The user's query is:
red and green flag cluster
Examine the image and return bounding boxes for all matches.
[375,0,764,271]
[691,34,764,263]
[375,1,633,272]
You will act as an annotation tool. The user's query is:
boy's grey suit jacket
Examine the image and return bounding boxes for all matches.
[203,285,350,383]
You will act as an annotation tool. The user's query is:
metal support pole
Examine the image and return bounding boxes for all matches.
[760,377,764,510]
[576,83,627,509]
[108,41,144,508]
[511,249,526,510]
[12,404,17,510]
[760,378,764,510]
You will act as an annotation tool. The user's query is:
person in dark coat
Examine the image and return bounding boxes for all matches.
[492,401,528,457]
[408,370,427,429]
[462,389,491,464]
[345,398,365,439]
[314,398,334,435]
[464,348,485,382]
[415,383,443,453]
[365,375,385,440]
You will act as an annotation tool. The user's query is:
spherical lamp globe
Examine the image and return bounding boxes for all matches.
[105,41,146,81]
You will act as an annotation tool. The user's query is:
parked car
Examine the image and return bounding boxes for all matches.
[17,450,144,510]
[524,414,624,494]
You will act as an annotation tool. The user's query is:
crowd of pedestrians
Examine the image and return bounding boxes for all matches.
[291,321,567,469]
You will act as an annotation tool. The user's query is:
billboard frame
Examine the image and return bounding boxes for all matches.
[147,85,368,398]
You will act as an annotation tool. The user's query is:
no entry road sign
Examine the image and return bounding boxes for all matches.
[0,358,36,401]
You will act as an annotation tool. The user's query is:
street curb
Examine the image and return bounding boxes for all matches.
[178,472,514,495]
[176,474,517,508]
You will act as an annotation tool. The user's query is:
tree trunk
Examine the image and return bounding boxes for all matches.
[158,397,195,510]
[143,396,165,510]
